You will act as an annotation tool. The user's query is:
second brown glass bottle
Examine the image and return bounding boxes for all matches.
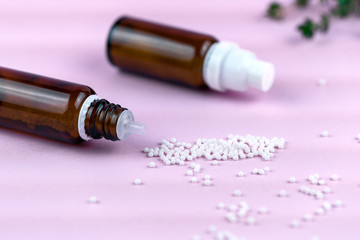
[107,16,275,93]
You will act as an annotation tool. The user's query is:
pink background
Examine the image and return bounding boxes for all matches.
[0,0,360,239]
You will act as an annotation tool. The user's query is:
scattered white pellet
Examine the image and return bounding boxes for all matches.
[316,191,324,199]
[323,201,332,211]
[203,174,211,180]
[237,171,245,177]
[264,166,271,172]
[317,78,327,87]
[147,152,154,157]
[318,179,326,185]
[233,190,243,197]
[330,174,339,181]
[245,216,256,225]
[303,213,313,222]
[278,190,287,197]
[252,168,259,174]
[217,202,225,209]
[87,196,99,204]
[322,187,331,194]
[290,219,300,228]
[356,134,360,140]
[143,147,150,153]
[288,177,296,183]
[190,177,198,183]
[148,161,156,168]
[207,225,217,233]
[203,179,213,186]
[211,160,219,166]
[170,137,176,143]
[258,169,265,175]
[133,178,142,185]
[190,163,197,168]
[187,170,194,176]
[321,131,329,137]
[225,212,238,223]
[258,206,268,214]
[311,236,320,240]
[333,200,343,207]
[315,207,325,215]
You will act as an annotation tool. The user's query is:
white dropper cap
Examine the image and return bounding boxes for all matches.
[116,110,145,140]
[203,41,275,92]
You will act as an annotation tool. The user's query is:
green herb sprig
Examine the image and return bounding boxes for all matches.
[267,0,360,39]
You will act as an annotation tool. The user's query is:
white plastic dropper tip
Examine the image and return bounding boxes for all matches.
[116,110,145,140]
[247,61,275,92]
[127,121,146,135]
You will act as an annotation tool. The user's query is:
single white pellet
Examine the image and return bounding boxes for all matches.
[194,167,201,173]
[316,191,324,199]
[147,152,154,157]
[88,196,99,204]
[303,213,313,221]
[203,174,211,180]
[211,160,219,166]
[315,208,325,215]
[323,201,332,211]
[237,171,245,177]
[311,178,318,185]
[356,134,360,140]
[288,177,296,183]
[170,137,176,143]
[233,190,242,197]
[187,170,194,176]
[264,166,271,172]
[133,178,142,185]
[252,168,259,174]
[203,179,213,186]
[217,202,225,209]
[246,216,256,225]
[290,220,300,228]
[278,190,287,197]
[321,131,329,137]
[317,78,327,87]
[225,212,238,223]
[322,187,331,194]
[148,162,156,168]
[190,177,198,183]
[333,200,343,207]
[258,206,268,214]
[143,147,150,153]
[318,179,326,185]
[330,174,339,181]
[258,169,265,175]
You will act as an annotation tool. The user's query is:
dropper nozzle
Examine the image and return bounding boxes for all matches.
[116,110,145,140]
[127,120,146,135]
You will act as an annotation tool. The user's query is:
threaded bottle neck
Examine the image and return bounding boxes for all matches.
[84,99,127,141]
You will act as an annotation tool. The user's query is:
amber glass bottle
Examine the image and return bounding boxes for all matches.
[107,16,275,92]
[0,66,144,143]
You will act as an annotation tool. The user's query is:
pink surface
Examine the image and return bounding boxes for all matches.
[1,0,360,239]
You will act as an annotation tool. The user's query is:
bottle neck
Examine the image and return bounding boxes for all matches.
[84,98,127,141]
[77,95,145,141]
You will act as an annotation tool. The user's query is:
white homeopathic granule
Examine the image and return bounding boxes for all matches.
[143,134,285,165]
